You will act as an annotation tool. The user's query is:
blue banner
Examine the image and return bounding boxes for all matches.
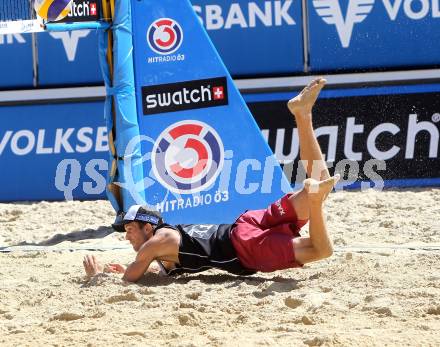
[0,102,107,201]
[34,0,305,88]
[308,0,440,71]
[129,0,290,224]
[0,83,438,203]
[245,84,440,190]
[0,33,33,89]
[191,0,304,75]
[37,30,103,86]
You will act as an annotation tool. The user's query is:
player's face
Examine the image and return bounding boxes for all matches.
[124,222,149,251]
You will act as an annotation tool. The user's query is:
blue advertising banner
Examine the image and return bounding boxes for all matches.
[191,0,304,75]
[37,30,102,86]
[0,33,33,89]
[0,83,438,203]
[245,84,440,189]
[0,102,108,201]
[308,0,440,71]
[130,0,291,225]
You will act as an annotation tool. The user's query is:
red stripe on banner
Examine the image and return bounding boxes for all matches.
[169,124,203,139]
[156,19,173,27]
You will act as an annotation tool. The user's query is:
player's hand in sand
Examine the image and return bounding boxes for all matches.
[104,263,126,274]
[83,255,104,277]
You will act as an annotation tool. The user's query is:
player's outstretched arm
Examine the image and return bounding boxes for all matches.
[122,230,179,282]
[122,240,160,282]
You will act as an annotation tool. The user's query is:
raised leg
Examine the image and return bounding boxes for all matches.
[287,78,332,221]
[287,78,330,181]
[283,79,339,265]
[292,176,340,265]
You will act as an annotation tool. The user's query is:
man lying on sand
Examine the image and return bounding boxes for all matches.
[83,78,340,282]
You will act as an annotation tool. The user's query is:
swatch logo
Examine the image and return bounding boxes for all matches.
[142,77,229,115]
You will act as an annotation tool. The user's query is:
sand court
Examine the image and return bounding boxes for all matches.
[1,188,439,346]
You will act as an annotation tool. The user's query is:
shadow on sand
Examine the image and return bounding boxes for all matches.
[133,272,303,296]
[0,226,115,250]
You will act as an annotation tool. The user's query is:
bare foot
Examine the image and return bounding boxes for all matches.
[304,175,340,202]
[287,78,326,119]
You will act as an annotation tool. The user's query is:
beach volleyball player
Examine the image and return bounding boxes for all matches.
[83,78,340,282]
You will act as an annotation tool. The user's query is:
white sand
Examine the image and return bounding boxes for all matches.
[0,188,439,346]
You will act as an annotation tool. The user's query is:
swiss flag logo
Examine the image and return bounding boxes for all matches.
[90,3,97,16]
[212,86,224,100]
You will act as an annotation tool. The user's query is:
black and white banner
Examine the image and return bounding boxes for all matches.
[248,88,440,187]
[142,77,228,115]
[60,0,100,23]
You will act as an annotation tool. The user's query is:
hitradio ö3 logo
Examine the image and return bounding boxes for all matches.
[152,121,224,194]
[147,18,184,55]
[313,0,375,48]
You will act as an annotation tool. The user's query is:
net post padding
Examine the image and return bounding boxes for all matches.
[98,0,119,213]
[98,0,145,214]
[45,21,110,31]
